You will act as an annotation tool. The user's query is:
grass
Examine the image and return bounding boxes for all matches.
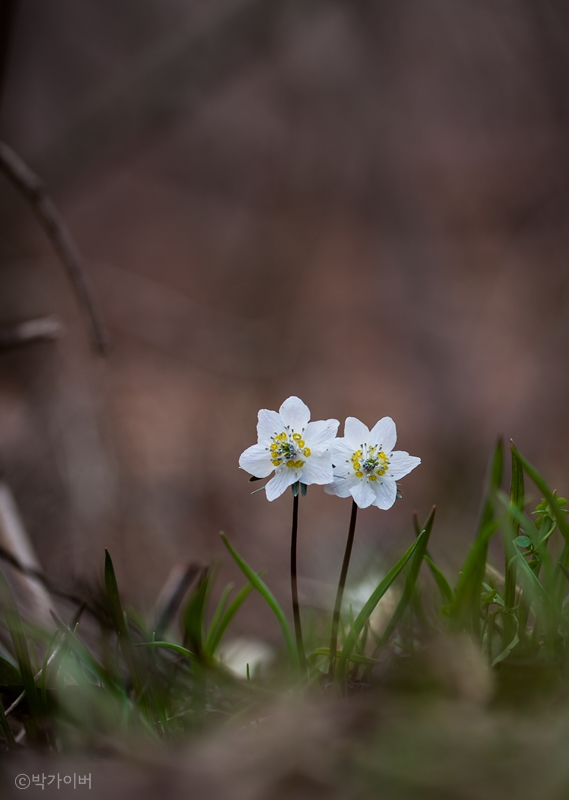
[2,438,569,766]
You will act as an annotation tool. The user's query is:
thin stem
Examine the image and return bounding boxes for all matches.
[290,489,307,672]
[328,500,358,675]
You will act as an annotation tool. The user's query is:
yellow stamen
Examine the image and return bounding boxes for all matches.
[292,433,302,441]
[369,474,377,481]
[303,448,311,457]
[355,471,363,478]
[294,460,305,468]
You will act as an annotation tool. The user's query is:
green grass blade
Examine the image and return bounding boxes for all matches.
[512,445,569,543]
[181,568,211,656]
[450,438,503,634]
[369,508,436,661]
[204,583,234,649]
[0,699,15,747]
[424,556,454,606]
[206,583,254,656]
[414,510,453,606]
[0,654,22,686]
[337,533,425,679]
[136,641,197,662]
[504,447,525,640]
[39,629,62,707]
[308,646,376,666]
[0,571,44,741]
[105,550,129,639]
[220,533,297,670]
[104,550,151,715]
[50,612,125,697]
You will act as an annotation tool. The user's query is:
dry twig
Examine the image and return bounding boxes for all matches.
[0,315,64,351]
[0,141,109,355]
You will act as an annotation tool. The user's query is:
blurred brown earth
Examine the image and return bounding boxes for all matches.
[1,0,569,635]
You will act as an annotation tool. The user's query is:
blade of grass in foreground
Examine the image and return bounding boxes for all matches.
[504,446,524,642]
[368,508,436,662]
[450,438,503,635]
[512,444,569,611]
[104,551,151,717]
[337,532,425,681]
[424,556,454,606]
[50,610,125,698]
[204,583,234,650]
[413,511,454,607]
[136,641,197,661]
[0,571,44,742]
[512,444,569,543]
[182,568,211,656]
[220,533,298,671]
[206,582,254,656]
[0,698,15,747]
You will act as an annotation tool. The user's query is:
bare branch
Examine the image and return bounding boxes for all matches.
[0,141,109,355]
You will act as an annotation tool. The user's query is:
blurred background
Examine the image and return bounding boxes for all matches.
[1,0,569,637]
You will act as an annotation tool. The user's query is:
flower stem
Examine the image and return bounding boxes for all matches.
[328,499,358,676]
[290,488,307,673]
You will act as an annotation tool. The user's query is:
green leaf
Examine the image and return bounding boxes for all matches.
[514,536,531,548]
[337,532,425,679]
[220,533,297,670]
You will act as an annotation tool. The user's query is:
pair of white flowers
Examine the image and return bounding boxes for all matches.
[238,396,420,509]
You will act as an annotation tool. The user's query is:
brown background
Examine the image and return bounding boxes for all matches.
[1,0,569,636]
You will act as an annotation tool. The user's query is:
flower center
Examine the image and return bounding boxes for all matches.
[269,431,311,469]
[351,445,389,481]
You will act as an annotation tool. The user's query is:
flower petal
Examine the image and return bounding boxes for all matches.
[304,419,339,449]
[368,417,397,452]
[344,417,370,449]
[387,451,421,480]
[350,479,376,508]
[330,438,355,467]
[325,474,359,498]
[279,396,311,431]
[238,444,273,478]
[265,467,299,501]
[371,478,397,510]
[299,453,334,485]
[257,409,283,443]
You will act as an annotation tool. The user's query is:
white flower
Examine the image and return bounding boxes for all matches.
[239,396,339,501]
[325,416,420,509]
